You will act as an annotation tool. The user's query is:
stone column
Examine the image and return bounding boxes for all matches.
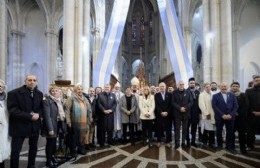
[184,26,192,63]
[63,0,75,83]
[11,30,24,88]
[220,0,233,83]
[75,0,83,84]
[45,29,58,86]
[210,0,221,83]
[232,26,239,82]
[0,0,6,80]
[82,0,91,89]
[202,0,211,82]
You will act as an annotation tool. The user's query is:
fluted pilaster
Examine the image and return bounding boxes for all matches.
[0,0,6,80]
[63,0,75,83]
[220,0,233,83]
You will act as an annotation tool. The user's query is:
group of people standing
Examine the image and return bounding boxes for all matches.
[0,74,260,168]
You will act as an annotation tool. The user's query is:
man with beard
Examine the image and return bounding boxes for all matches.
[113,82,124,142]
[186,78,200,147]
[230,82,248,154]
[150,85,156,95]
[97,84,117,147]
[212,82,238,154]
[211,82,219,95]
[246,75,260,150]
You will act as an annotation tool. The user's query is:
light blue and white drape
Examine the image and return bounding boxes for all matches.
[93,0,130,87]
[157,0,193,83]
[93,0,193,87]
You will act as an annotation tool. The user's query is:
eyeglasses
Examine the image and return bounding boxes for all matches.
[27,79,37,82]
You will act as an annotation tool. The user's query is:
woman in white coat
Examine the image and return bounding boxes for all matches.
[198,82,216,148]
[0,79,11,168]
[139,86,155,147]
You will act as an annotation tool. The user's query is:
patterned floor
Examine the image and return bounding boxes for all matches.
[59,142,260,168]
[4,138,260,168]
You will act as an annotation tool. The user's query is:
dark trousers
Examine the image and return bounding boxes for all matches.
[45,138,57,163]
[233,116,246,150]
[247,116,260,148]
[174,116,189,145]
[216,119,234,149]
[68,127,85,153]
[122,123,135,143]
[98,130,113,146]
[157,117,172,143]
[11,134,39,168]
[0,161,5,168]
[202,130,215,146]
[141,120,153,143]
[186,119,198,144]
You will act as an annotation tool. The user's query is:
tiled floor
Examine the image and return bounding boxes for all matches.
[59,142,260,168]
[4,137,260,168]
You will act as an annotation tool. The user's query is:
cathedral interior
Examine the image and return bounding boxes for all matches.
[0,0,260,167]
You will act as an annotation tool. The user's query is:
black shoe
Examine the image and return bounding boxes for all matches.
[85,144,90,150]
[77,149,87,155]
[108,141,115,146]
[191,143,198,148]
[226,148,237,155]
[148,142,153,148]
[240,149,247,154]
[208,144,217,149]
[175,144,180,149]
[181,143,186,149]
[46,161,57,168]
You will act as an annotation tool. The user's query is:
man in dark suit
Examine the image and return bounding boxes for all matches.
[186,77,200,147]
[172,80,193,149]
[230,82,248,154]
[246,75,260,150]
[7,75,43,168]
[155,82,172,148]
[97,84,117,147]
[212,82,238,154]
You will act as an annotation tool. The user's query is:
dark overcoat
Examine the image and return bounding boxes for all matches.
[41,96,59,138]
[97,92,117,131]
[171,89,193,119]
[7,85,43,137]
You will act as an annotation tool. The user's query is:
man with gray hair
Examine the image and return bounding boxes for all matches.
[155,82,172,148]
[97,84,117,147]
[172,80,193,149]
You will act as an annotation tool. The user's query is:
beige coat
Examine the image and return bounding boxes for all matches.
[139,95,155,120]
[198,91,215,124]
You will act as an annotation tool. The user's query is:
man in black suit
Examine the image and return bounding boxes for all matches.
[186,78,200,147]
[7,75,43,168]
[172,80,193,149]
[246,75,260,150]
[97,84,117,147]
[155,82,172,148]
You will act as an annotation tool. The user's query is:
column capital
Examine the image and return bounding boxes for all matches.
[45,29,58,37]
[11,30,25,37]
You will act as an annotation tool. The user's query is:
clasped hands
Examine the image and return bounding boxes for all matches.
[31,112,39,121]
[161,111,168,117]
[104,109,112,114]
[222,114,232,120]
[180,107,186,112]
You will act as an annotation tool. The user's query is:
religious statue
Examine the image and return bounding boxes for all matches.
[136,63,146,89]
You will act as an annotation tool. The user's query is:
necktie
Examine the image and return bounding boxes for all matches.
[30,90,34,98]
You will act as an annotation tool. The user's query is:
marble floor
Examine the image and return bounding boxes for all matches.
[60,141,260,168]
[4,138,260,168]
